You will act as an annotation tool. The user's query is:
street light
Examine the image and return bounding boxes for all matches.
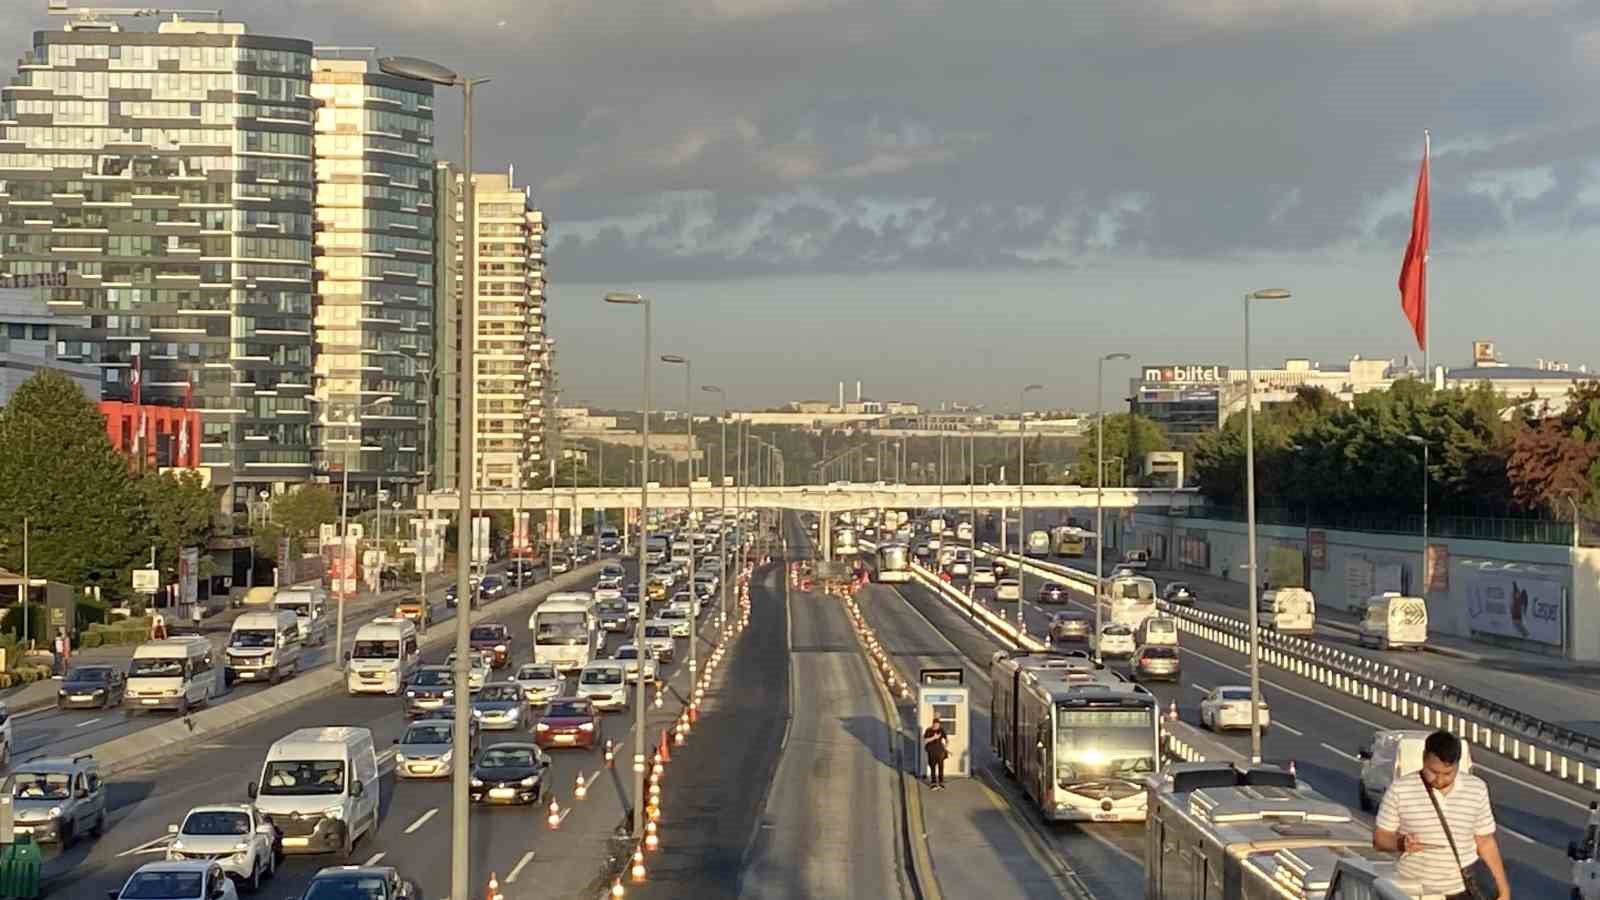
[376,55,490,900]
[1095,352,1131,660]
[605,290,652,840]
[660,354,697,679]
[703,385,729,629]
[1405,434,1430,594]
[336,395,391,670]
[1243,287,1291,764]
[1017,383,1042,630]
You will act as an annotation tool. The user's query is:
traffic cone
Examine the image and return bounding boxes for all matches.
[659,728,672,763]
[486,873,503,900]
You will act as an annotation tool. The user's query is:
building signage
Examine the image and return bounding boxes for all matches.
[1472,341,1497,365]
[1308,530,1327,571]
[132,569,160,593]
[0,271,69,289]
[1142,364,1229,384]
[1464,570,1562,647]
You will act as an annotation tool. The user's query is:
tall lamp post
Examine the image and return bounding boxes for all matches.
[1016,383,1042,629]
[661,354,696,678]
[605,293,653,840]
[1243,287,1292,764]
[1406,434,1430,595]
[1094,352,1131,659]
[375,55,488,900]
[703,385,728,628]
[336,395,391,669]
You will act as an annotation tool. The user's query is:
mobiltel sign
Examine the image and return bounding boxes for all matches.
[1141,364,1229,384]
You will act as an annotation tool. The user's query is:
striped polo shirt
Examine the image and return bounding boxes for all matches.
[1375,770,1495,894]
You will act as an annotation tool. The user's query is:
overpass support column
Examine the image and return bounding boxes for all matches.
[820,510,832,561]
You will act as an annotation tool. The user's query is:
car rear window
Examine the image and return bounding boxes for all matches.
[1141,647,1178,659]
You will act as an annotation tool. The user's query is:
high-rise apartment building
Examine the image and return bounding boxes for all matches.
[309,54,434,507]
[0,16,316,508]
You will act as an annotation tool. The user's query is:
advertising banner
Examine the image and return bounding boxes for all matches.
[1425,544,1450,593]
[177,547,199,608]
[472,516,491,565]
[1308,530,1327,571]
[512,512,531,556]
[1178,530,1209,569]
[1464,570,1563,647]
[1344,558,1375,610]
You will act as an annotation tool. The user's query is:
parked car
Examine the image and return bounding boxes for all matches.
[111,861,238,900]
[1131,645,1181,682]
[1200,685,1270,732]
[469,742,550,806]
[58,664,126,710]
[533,698,600,750]
[165,804,280,891]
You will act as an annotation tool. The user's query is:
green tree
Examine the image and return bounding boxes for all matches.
[270,485,338,545]
[0,371,142,601]
[1072,414,1172,487]
[132,469,217,577]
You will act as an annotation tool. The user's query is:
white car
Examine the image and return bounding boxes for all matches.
[1092,624,1137,658]
[575,661,628,710]
[511,662,564,706]
[613,644,659,683]
[446,651,492,692]
[166,804,278,891]
[970,564,997,587]
[1200,686,1271,732]
[642,621,676,663]
[995,578,1021,601]
[594,586,623,603]
[116,861,240,900]
[659,607,693,637]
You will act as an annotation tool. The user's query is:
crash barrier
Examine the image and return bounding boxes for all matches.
[978,545,1600,792]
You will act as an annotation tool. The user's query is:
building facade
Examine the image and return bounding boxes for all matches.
[0,289,98,403]
[309,55,434,507]
[0,17,317,508]
[1130,358,1399,445]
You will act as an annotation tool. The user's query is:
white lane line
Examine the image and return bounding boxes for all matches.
[506,850,536,883]
[364,852,386,866]
[404,808,438,834]
[1190,683,1211,693]
[75,717,103,728]
[1321,742,1360,763]
[1275,722,1305,737]
[1500,826,1536,845]
[116,834,174,858]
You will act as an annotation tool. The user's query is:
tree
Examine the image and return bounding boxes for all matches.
[270,485,338,544]
[0,371,143,601]
[132,470,217,578]
[1072,414,1172,487]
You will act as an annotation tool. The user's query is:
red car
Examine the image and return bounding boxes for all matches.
[533,697,600,750]
[469,624,512,668]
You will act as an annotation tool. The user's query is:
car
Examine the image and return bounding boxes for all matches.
[531,695,601,749]
[645,580,669,601]
[1131,645,1181,682]
[1355,729,1474,813]
[992,557,1009,577]
[479,575,509,601]
[613,644,658,684]
[510,662,564,707]
[471,682,526,730]
[444,651,492,692]
[596,573,625,591]
[1161,582,1196,606]
[1048,611,1092,642]
[548,553,572,575]
[947,551,971,577]
[970,562,997,586]
[394,718,474,779]
[505,559,540,583]
[110,861,239,900]
[403,665,455,717]
[1037,582,1068,605]
[297,865,418,900]
[994,578,1021,601]
[391,597,433,630]
[469,742,550,806]
[166,804,279,890]
[1200,685,1270,732]
[596,600,630,633]
[57,664,127,709]
[469,624,512,668]
[913,543,932,559]
[443,582,478,610]
[693,579,716,602]
[641,621,675,663]
[575,660,628,710]
[1092,623,1137,658]
[11,752,105,844]
[658,606,693,638]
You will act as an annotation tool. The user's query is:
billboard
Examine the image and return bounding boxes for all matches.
[1472,341,1497,365]
[1463,569,1563,647]
[1425,544,1449,593]
[512,512,531,556]
[1308,530,1327,571]
[177,547,199,608]
[545,510,561,543]
[1141,364,1229,384]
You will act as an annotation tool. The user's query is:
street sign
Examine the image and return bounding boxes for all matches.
[132,569,160,593]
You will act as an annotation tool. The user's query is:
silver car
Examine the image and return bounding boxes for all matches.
[166,804,279,888]
[659,607,692,638]
[613,644,658,684]
[575,661,628,711]
[511,663,564,707]
[395,719,462,779]
[471,682,526,730]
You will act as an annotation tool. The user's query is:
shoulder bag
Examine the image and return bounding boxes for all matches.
[1420,773,1500,900]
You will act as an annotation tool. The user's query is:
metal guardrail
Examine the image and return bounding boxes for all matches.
[982,545,1600,792]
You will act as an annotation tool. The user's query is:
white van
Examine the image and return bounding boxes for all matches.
[226,610,302,685]
[344,618,419,695]
[1355,729,1473,813]
[1357,593,1428,650]
[1260,587,1317,635]
[530,594,597,673]
[272,585,331,648]
[1136,614,1180,647]
[248,726,379,856]
[124,636,219,713]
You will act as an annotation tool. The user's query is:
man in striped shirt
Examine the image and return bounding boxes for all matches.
[1373,730,1511,899]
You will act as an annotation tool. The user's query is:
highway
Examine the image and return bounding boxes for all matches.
[887,533,1576,898]
[58,557,723,899]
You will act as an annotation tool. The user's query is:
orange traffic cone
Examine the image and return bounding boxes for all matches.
[486,872,503,900]
[659,728,672,763]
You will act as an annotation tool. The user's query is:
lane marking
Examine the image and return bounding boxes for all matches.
[116,834,174,858]
[404,808,438,834]
[364,852,386,866]
[506,850,536,882]
[75,717,103,728]
[1275,722,1305,737]
[1189,683,1210,693]
[1501,826,1536,845]
[1321,742,1360,763]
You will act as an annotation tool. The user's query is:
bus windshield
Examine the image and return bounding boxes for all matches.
[535,612,589,645]
[1054,706,1156,785]
[352,639,399,659]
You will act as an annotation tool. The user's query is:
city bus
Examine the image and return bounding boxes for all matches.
[529,593,598,673]
[1105,575,1159,631]
[990,651,1159,822]
[1051,526,1087,558]
[875,543,912,583]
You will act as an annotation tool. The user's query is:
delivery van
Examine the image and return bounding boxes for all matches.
[124,636,220,713]
[1357,593,1428,650]
[226,609,302,685]
[344,617,420,695]
[248,726,379,856]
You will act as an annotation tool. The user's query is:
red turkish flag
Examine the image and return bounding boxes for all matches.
[1398,135,1429,352]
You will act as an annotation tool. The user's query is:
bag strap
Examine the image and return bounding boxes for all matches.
[1420,773,1468,871]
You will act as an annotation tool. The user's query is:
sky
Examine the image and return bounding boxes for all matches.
[8,0,1600,410]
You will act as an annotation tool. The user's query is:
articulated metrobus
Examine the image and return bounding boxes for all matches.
[875,543,912,583]
[990,651,1159,822]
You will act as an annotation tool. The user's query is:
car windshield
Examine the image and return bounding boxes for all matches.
[479,747,537,769]
[66,667,111,684]
[412,669,450,687]
[1169,583,1188,592]
[230,629,275,648]
[516,665,556,681]
[545,700,590,717]
[478,684,520,702]
[119,872,205,899]
[470,627,503,642]
[260,760,345,796]
[352,640,399,659]
[404,724,452,744]
[128,657,185,678]
[304,876,389,900]
[535,612,589,645]
[1220,689,1253,702]
[661,609,686,620]
[645,625,671,639]
[615,647,639,660]
[182,811,250,835]
[581,668,623,685]
[12,773,69,800]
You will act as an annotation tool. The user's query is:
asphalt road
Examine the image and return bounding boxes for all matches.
[58,556,732,900]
